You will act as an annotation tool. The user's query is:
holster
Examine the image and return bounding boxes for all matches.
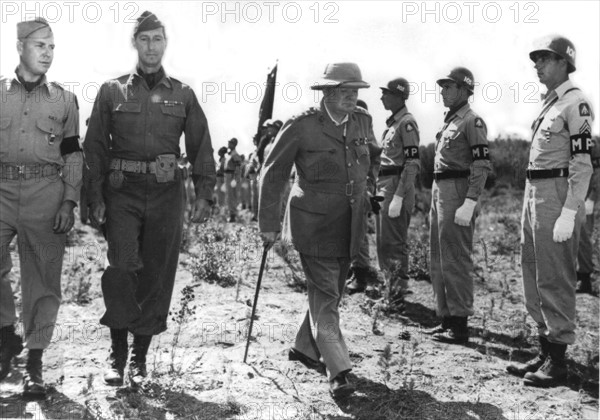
[155,154,176,183]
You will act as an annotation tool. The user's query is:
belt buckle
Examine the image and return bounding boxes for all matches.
[16,164,25,178]
[345,182,353,196]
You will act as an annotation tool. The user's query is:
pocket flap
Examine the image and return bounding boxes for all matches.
[36,118,62,134]
[114,102,142,113]
[160,103,186,118]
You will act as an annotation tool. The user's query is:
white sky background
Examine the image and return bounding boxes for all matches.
[1,0,599,157]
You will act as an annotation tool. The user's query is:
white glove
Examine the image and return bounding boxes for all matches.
[388,195,403,218]
[230,179,237,188]
[585,199,594,216]
[454,198,477,226]
[553,207,577,242]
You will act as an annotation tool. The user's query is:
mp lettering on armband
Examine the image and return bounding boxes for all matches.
[570,121,592,155]
[471,145,489,160]
[403,146,419,158]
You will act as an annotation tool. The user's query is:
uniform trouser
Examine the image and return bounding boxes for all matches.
[376,175,415,291]
[577,213,595,274]
[216,176,225,207]
[521,178,584,345]
[249,175,259,215]
[0,176,65,349]
[225,173,239,215]
[294,254,352,381]
[351,230,370,269]
[240,179,250,208]
[101,171,184,336]
[429,178,476,318]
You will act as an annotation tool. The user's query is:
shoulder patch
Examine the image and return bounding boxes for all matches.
[405,122,414,132]
[474,117,484,128]
[579,102,591,117]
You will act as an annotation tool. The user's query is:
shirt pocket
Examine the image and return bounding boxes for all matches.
[34,118,63,161]
[113,102,142,138]
[537,117,564,151]
[353,143,370,164]
[159,103,186,135]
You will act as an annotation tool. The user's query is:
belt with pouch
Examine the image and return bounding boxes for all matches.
[110,158,157,174]
[297,178,366,196]
[378,166,403,177]
[526,168,568,180]
[1,162,59,180]
[433,170,470,181]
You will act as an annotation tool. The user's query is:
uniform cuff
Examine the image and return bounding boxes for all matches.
[62,185,80,206]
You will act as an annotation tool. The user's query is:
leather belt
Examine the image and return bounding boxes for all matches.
[297,178,366,196]
[378,166,403,177]
[433,170,470,181]
[110,158,156,174]
[526,168,568,180]
[0,163,59,180]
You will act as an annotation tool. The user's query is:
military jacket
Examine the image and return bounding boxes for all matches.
[529,80,594,210]
[434,103,491,199]
[84,69,215,203]
[0,74,81,203]
[380,106,421,198]
[259,102,377,258]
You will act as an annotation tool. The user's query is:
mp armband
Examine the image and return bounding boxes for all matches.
[60,136,82,156]
[403,146,419,159]
[471,145,489,160]
[570,134,593,155]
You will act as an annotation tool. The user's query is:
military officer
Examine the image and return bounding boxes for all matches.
[84,11,215,387]
[375,78,420,300]
[426,67,491,344]
[0,18,82,398]
[576,136,599,294]
[507,36,594,387]
[259,63,377,398]
[225,137,242,222]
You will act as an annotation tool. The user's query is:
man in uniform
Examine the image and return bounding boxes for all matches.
[84,11,215,387]
[576,135,599,294]
[225,137,242,222]
[215,146,228,208]
[507,36,594,387]
[259,63,377,398]
[0,18,82,398]
[375,78,420,300]
[426,67,491,344]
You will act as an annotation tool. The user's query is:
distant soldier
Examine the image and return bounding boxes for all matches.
[426,67,491,344]
[507,36,594,387]
[576,136,599,294]
[215,146,228,207]
[259,63,377,398]
[225,137,242,222]
[0,18,82,398]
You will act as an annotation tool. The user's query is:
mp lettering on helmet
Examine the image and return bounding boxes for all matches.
[566,45,576,60]
[579,103,591,117]
[464,76,473,86]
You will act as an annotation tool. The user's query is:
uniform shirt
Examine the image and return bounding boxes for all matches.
[529,80,594,210]
[587,136,600,203]
[0,74,82,203]
[434,103,491,200]
[225,149,242,173]
[380,106,421,198]
[84,69,215,203]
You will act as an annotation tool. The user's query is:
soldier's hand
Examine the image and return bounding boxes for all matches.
[369,195,384,214]
[260,231,279,251]
[585,199,594,216]
[553,207,577,242]
[53,200,76,234]
[89,201,106,229]
[191,198,211,223]
[388,195,403,218]
[454,198,477,226]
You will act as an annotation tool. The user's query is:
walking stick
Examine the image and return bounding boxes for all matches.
[243,244,269,363]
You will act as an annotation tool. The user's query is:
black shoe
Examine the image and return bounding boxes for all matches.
[128,335,151,388]
[346,278,366,295]
[576,273,593,294]
[288,348,325,373]
[432,317,469,344]
[23,349,45,399]
[329,371,355,398]
[507,336,548,378]
[0,325,23,381]
[523,342,568,388]
[104,329,128,386]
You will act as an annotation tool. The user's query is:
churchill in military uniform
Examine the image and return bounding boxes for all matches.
[426,67,491,344]
[84,11,215,387]
[259,63,377,398]
[507,36,594,387]
[0,18,82,397]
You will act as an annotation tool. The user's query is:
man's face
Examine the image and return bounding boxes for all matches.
[380,90,404,111]
[532,52,565,86]
[17,33,54,78]
[441,82,468,108]
[133,28,166,68]
[324,87,359,115]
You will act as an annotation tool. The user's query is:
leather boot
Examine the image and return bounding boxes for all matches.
[329,370,355,398]
[103,328,128,386]
[576,272,593,294]
[423,317,451,335]
[346,267,369,295]
[433,316,469,344]
[23,349,45,399]
[129,335,152,388]
[507,336,549,377]
[523,342,568,387]
[0,325,23,381]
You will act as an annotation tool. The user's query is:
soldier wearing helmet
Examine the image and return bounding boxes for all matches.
[259,62,378,398]
[425,67,491,345]
[225,137,242,222]
[507,35,594,388]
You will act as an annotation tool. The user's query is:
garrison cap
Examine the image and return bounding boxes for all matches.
[311,62,370,90]
[134,11,164,38]
[381,77,410,99]
[436,67,475,93]
[17,17,52,40]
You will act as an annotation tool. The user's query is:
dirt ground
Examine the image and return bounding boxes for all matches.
[1,188,598,420]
